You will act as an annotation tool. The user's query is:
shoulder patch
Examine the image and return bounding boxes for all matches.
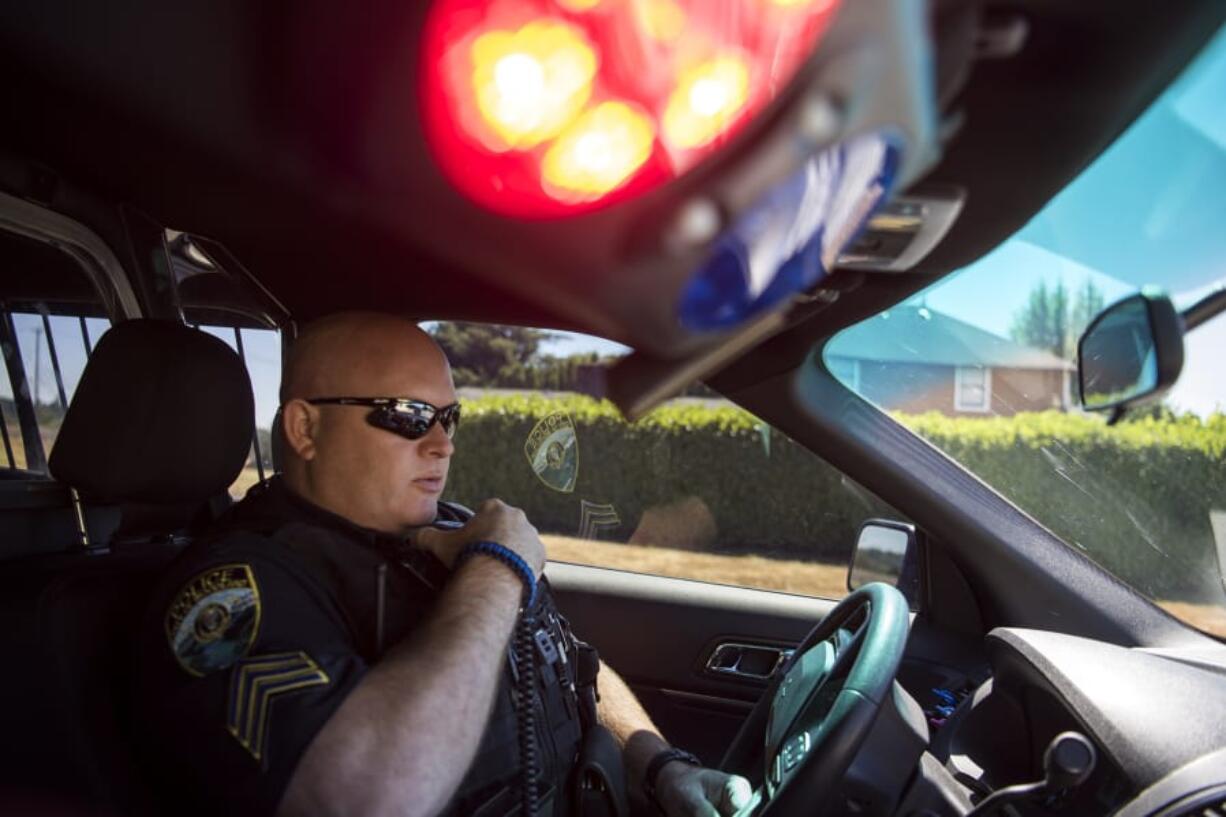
[165,563,261,677]
[227,651,330,762]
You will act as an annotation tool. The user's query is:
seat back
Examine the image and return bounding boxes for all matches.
[0,550,174,813]
[0,319,255,812]
[0,478,120,560]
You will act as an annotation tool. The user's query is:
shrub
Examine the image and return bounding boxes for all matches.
[445,395,1226,602]
[901,411,1226,601]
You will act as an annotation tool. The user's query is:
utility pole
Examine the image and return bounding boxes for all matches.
[30,326,43,410]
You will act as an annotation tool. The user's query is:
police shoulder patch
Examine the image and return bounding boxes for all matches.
[165,563,261,677]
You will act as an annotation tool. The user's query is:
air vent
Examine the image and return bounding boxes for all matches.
[1158,784,1226,817]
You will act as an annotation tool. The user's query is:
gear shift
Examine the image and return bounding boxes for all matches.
[964,732,1097,817]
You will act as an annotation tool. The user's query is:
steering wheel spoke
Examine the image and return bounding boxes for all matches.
[719,584,910,816]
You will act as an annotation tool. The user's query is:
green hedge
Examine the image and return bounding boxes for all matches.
[444,395,1226,602]
[901,411,1225,601]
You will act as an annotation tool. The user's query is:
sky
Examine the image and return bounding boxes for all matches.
[900,25,1226,417]
[3,28,1223,426]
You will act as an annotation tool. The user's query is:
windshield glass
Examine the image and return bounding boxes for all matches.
[826,28,1226,637]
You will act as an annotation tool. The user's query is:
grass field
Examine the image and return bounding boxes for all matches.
[543,535,1226,638]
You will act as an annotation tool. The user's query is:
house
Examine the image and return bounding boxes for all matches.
[825,305,1074,416]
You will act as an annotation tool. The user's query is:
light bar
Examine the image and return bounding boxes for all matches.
[422,0,844,218]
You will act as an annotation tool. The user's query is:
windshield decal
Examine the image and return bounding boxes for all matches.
[578,500,620,540]
[524,411,579,492]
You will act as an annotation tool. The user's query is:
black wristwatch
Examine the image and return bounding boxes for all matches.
[643,748,702,813]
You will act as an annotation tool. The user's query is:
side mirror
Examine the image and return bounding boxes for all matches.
[848,519,921,608]
[1078,291,1184,412]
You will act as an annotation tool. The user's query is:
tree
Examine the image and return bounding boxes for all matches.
[1069,277,1106,342]
[429,322,554,387]
[1009,277,1105,359]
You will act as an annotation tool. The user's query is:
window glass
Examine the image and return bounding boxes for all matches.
[826,356,860,392]
[825,28,1226,636]
[433,322,910,600]
[8,312,112,460]
[195,326,281,498]
[954,366,991,413]
[0,339,31,471]
[173,231,284,499]
[1,230,114,474]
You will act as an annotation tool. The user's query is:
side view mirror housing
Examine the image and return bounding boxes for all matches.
[1077,291,1184,412]
[848,519,921,608]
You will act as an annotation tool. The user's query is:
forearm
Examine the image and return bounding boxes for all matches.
[279,558,523,817]
[595,661,671,795]
[598,663,751,817]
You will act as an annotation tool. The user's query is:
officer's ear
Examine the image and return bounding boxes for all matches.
[281,399,321,461]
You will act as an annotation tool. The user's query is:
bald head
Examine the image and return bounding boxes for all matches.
[281,312,451,404]
[278,312,457,533]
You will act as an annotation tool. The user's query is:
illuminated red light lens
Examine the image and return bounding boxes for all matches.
[421,0,843,218]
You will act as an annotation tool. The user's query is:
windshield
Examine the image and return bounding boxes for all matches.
[827,27,1226,637]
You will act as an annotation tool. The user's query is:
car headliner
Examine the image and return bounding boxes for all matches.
[1,0,1222,389]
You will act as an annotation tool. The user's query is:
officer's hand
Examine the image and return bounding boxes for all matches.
[656,763,753,817]
[417,499,546,578]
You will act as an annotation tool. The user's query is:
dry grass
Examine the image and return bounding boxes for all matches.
[1154,600,1226,638]
[543,535,1226,638]
[543,534,853,599]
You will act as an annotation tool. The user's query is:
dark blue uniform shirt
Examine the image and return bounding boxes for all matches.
[133,478,584,816]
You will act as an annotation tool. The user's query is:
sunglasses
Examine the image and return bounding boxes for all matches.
[306,397,461,441]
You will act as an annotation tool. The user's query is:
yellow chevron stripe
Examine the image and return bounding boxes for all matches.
[243,663,329,744]
[226,658,305,735]
[249,675,329,760]
[234,652,308,674]
[227,652,329,761]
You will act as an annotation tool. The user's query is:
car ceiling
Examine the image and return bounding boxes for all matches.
[0,0,1222,386]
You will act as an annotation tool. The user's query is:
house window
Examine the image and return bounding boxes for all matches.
[826,356,861,391]
[954,366,992,412]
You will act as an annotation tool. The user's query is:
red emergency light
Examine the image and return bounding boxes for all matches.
[421,0,843,218]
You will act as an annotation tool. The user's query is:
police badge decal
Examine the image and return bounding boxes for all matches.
[524,411,579,493]
[165,564,261,677]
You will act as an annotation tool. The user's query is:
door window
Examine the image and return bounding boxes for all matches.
[433,322,911,600]
[174,233,284,498]
[1,231,113,475]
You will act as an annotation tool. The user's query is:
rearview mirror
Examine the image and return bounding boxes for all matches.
[848,519,921,608]
[1077,291,1184,412]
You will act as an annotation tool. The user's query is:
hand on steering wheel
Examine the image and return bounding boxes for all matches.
[718,583,910,816]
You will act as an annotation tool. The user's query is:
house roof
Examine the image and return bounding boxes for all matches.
[828,305,1075,371]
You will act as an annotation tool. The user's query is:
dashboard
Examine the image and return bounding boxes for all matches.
[911,628,1226,816]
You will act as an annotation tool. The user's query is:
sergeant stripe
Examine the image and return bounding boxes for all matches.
[227,651,330,761]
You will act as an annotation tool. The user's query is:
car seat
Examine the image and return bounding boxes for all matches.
[0,319,255,814]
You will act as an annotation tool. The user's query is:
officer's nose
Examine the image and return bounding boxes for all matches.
[419,420,455,458]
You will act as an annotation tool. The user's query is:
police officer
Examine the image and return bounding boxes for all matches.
[134,313,751,817]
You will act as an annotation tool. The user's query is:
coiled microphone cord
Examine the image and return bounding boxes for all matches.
[515,610,540,817]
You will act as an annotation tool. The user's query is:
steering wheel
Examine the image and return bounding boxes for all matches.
[719,583,910,816]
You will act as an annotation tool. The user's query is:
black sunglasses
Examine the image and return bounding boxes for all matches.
[306,397,461,441]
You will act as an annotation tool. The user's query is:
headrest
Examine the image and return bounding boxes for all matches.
[50,320,254,504]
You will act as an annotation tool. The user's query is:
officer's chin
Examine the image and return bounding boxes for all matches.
[400,496,443,530]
